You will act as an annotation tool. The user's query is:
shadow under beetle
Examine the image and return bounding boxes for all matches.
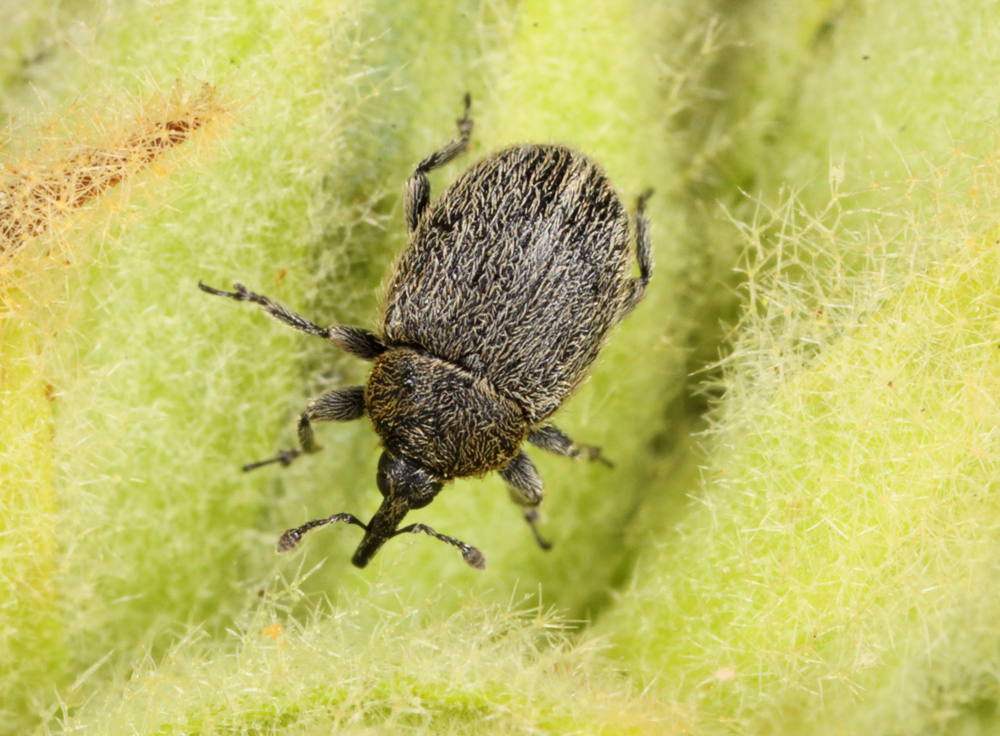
[200,95,653,570]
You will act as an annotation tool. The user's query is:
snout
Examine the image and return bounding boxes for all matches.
[351,528,388,568]
[350,495,411,568]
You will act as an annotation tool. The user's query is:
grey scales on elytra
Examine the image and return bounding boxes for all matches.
[199,95,653,570]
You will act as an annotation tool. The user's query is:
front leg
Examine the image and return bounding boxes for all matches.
[243,385,366,472]
[528,424,614,468]
[499,451,551,551]
[404,94,474,232]
[199,281,386,360]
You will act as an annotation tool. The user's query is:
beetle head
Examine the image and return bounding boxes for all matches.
[351,451,444,568]
[276,451,483,569]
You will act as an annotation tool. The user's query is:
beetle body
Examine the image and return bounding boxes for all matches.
[200,98,652,569]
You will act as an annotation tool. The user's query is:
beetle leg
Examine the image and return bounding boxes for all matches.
[199,281,385,360]
[622,188,654,316]
[527,424,614,468]
[295,384,367,453]
[499,451,552,551]
[243,386,366,472]
[405,93,474,233]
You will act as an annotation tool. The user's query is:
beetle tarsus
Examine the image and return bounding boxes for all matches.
[527,424,614,467]
[523,508,552,551]
[637,187,654,213]
[457,92,473,138]
[243,449,301,472]
[198,280,243,300]
[576,444,615,468]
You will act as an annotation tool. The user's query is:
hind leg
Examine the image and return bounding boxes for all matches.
[404,94,474,233]
[622,188,654,316]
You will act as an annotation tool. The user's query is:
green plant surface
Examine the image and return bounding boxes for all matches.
[66,582,682,735]
[599,1,1000,732]
[0,310,61,727]
[603,189,1000,731]
[1,0,718,732]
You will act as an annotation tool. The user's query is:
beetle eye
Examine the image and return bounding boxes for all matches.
[408,480,444,510]
[376,470,391,498]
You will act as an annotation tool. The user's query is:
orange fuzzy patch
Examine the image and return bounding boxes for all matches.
[0,86,227,256]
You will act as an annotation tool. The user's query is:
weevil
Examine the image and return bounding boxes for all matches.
[200,95,653,570]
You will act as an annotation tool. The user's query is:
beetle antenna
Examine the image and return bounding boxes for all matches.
[395,523,486,569]
[277,513,367,552]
